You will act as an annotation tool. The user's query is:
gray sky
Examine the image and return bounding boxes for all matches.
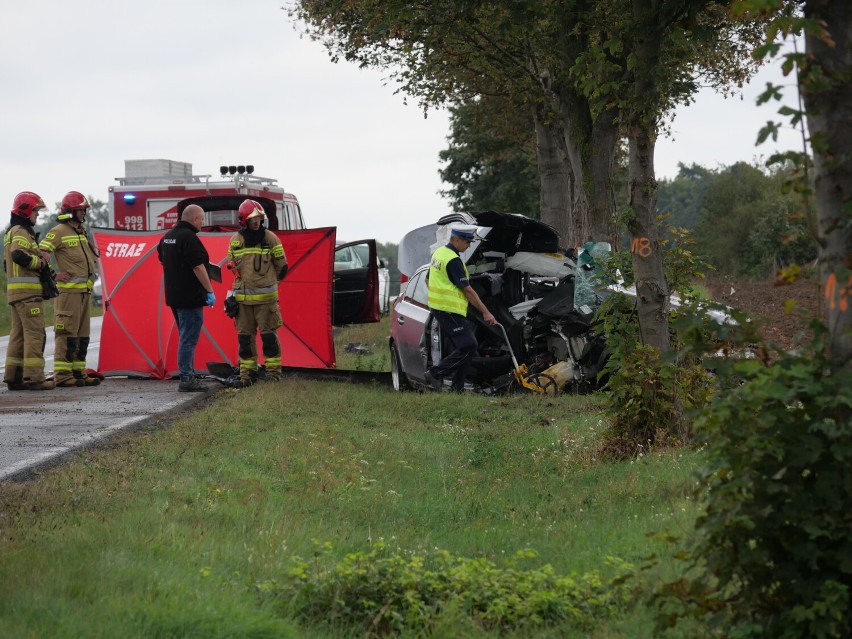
[1,1,801,244]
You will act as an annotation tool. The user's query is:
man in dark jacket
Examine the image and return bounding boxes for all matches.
[157,205,215,392]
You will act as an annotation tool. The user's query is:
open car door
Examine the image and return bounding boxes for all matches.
[333,239,380,325]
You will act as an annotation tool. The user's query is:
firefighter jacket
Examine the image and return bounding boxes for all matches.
[427,245,469,316]
[4,218,44,304]
[39,221,99,293]
[228,229,287,305]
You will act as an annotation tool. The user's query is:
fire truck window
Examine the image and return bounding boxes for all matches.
[281,203,295,230]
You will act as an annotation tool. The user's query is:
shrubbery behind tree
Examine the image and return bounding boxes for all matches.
[657,162,816,279]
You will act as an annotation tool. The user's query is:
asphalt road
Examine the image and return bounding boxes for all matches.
[0,316,214,482]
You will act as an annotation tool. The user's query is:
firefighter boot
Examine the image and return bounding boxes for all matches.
[57,377,85,387]
[74,371,101,387]
[5,370,27,391]
[263,367,282,382]
[27,380,56,391]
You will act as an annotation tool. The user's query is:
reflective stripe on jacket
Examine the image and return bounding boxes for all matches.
[427,245,468,315]
[4,225,43,302]
[228,230,287,305]
[39,222,98,293]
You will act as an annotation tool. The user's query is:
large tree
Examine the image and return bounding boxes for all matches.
[801,0,851,368]
[438,97,539,216]
[572,0,764,351]
[288,0,621,247]
[289,0,765,354]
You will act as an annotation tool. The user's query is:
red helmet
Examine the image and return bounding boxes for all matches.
[59,191,90,220]
[238,199,265,227]
[12,191,46,219]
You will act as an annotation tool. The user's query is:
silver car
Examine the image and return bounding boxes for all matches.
[389,211,609,394]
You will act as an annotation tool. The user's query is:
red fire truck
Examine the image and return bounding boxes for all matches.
[108,159,304,231]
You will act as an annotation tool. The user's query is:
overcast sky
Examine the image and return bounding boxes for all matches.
[0,1,801,244]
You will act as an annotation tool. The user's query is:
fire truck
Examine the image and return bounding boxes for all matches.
[102,158,383,328]
[108,159,304,231]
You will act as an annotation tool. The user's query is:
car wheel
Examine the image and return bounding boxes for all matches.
[390,343,410,391]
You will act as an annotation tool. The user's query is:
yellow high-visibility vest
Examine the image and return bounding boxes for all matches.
[427,246,468,315]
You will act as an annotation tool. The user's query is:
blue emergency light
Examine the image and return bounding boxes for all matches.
[123,194,136,203]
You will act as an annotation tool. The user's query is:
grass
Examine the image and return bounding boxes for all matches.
[333,316,393,371]
[0,367,703,637]
[0,318,703,637]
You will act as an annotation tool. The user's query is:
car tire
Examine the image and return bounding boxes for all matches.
[390,343,410,391]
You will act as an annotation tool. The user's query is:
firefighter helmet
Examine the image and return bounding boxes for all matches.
[59,191,90,220]
[12,191,47,220]
[238,199,265,227]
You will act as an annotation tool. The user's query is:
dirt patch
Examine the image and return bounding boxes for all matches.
[703,276,823,350]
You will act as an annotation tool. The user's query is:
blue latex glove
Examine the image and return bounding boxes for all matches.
[205,291,216,307]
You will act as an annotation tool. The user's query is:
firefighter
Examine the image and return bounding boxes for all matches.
[3,191,55,391]
[228,199,288,387]
[39,191,102,387]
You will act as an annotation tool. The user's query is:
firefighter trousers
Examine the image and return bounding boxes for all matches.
[53,291,92,384]
[235,302,283,381]
[3,298,47,385]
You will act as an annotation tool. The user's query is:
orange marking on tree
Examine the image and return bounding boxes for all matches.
[630,237,652,258]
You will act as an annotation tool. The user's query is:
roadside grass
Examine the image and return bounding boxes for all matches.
[333,316,392,371]
[0,379,702,638]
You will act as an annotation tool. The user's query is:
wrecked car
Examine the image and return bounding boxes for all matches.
[390,212,610,394]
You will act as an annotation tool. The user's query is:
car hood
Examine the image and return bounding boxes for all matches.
[398,211,560,278]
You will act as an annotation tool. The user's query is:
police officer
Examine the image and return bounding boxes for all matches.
[39,191,101,387]
[157,204,216,392]
[3,192,55,391]
[425,225,496,392]
[228,199,288,387]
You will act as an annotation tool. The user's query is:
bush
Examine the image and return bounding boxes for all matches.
[655,322,852,638]
[258,541,634,635]
[594,226,715,458]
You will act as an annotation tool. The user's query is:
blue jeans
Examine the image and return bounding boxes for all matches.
[172,307,204,382]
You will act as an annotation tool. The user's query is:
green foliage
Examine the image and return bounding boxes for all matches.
[656,163,714,230]
[594,226,716,457]
[655,320,852,638]
[439,100,540,218]
[594,293,713,459]
[261,541,633,635]
[0,377,701,637]
[657,162,817,279]
[87,196,110,228]
[696,162,815,278]
[41,195,108,234]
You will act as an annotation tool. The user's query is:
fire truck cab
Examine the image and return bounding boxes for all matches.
[109,159,304,231]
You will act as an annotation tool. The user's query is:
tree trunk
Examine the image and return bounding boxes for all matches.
[627,0,670,354]
[587,107,620,246]
[627,125,670,353]
[561,103,620,248]
[803,0,852,370]
[560,112,590,248]
[534,106,574,247]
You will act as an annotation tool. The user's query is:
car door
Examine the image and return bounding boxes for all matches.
[333,239,380,325]
[394,268,432,380]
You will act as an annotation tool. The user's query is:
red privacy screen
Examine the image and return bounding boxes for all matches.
[92,227,337,378]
